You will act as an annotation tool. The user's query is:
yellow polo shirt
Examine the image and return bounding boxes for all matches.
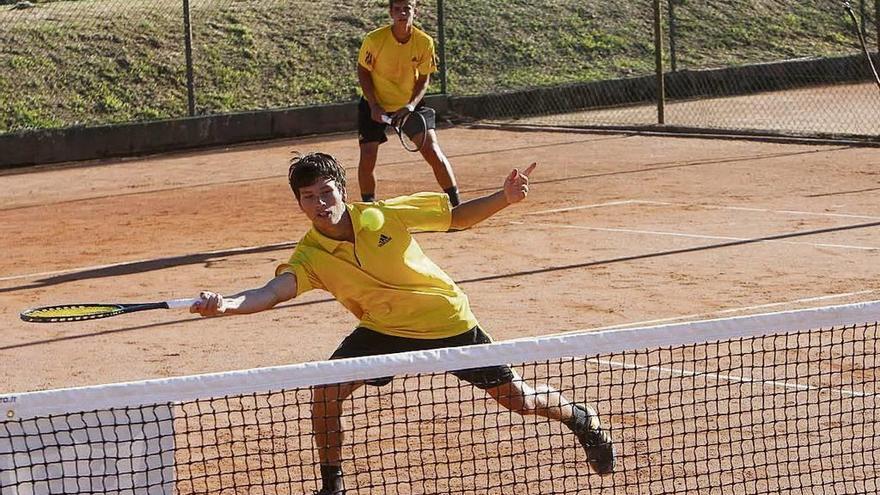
[275,193,479,339]
[358,25,438,112]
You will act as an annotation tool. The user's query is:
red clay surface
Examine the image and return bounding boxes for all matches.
[1,127,880,393]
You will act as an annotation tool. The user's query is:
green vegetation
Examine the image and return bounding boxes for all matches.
[0,0,870,133]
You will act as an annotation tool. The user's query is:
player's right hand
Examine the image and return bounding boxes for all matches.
[191,291,227,316]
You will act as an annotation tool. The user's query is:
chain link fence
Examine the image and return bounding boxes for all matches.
[1,0,879,141]
[442,0,659,125]
[464,0,880,139]
[661,0,880,137]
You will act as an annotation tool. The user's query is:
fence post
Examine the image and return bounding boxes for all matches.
[653,0,665,124]
[183,0,196,116]
[667,0,677,71]
[437,0,448,94]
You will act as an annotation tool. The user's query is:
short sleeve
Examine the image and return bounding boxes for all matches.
[358,36,375,71]
[417,36,438,75]
[382,192,451,232]
[275,250,320,297]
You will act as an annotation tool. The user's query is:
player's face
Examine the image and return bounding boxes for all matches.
[297,178,347,229]
[390,1,415,26]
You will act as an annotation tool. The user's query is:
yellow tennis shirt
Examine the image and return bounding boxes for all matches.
[358,25,438,112]
[275,193,479,339]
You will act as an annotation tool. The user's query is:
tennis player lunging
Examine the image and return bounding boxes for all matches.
[191,153,615,495]
[356,0,461,206]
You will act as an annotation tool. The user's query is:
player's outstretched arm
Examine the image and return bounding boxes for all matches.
[449,162,536,230]
[191,272,298,317]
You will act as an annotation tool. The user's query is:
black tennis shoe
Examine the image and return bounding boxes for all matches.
[314,489,344,495]
[570,404,616,474]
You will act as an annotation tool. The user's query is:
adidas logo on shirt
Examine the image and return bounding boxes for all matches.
[378,234,392,247]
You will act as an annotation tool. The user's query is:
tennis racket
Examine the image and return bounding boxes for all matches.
[382,111,427,152]
[20,298,198,323]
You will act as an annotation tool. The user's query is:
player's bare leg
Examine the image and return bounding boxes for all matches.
[484,376,615,474]
[358,141,380,202]
[312,381,364,494]
[418,129,460,206]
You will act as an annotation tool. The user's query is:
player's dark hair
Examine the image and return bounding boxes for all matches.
[389,0,415,9]
[287,152,346,201]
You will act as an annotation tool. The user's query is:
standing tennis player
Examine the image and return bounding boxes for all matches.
[191,153,615,495]
[356,0,461,206]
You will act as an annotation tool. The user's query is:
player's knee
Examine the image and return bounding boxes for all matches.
[423,136,443,155]
[487,383,525,412]
[359,143,379,161]
[533,384,555,409]
[423,147,450,169]
[501,394,530,413]
[508,391,541,414]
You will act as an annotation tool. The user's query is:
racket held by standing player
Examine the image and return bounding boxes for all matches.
[382,109,428,152]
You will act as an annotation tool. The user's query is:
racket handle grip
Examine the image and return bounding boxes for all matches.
[165,298,199,310]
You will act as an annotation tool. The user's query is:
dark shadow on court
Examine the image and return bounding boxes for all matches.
[806,185,880,198]
[374,134,630,168]
[6,220,877,351]
[0,242,296,294]
[2,135,619,212]
[458,219,880,284]
[1,296,334,351]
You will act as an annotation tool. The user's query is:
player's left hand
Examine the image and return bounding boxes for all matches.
[391,106,411,127]
[503,162,537,204]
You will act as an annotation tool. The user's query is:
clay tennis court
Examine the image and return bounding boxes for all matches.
[2,125,879,390]
[1,125,879,493]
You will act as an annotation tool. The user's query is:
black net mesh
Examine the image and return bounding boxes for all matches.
[2,320,877,494]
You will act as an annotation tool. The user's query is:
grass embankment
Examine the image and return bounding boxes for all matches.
[0,0,867,132]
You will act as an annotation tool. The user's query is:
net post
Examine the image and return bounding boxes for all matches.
[437,0,448,95]
[182,0,196,117]
[653,0,666,124]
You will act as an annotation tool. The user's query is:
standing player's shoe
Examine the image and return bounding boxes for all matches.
[314,489,345,495]
[570,403,615,474]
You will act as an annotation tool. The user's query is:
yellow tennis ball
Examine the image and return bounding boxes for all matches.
[361,207,385,231]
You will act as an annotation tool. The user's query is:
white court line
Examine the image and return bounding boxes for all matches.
[588,357,867,398]
[523,200,638,215]
[630,200,880,221]
[577,291,878,399]
[580,290,878,333]
[527,200,880,220]
[511,221,880,251]
[0,261,151,283]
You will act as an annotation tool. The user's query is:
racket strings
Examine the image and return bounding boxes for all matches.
[23,305,123,320]
[398,111,428,151]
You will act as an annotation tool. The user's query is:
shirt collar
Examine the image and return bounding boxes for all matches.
[308,204,358,253]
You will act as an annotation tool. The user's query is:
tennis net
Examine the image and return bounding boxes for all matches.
[2,301,878,494]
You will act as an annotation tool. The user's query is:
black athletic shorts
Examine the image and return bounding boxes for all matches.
[330,326,515,389]
[357,97,437,144]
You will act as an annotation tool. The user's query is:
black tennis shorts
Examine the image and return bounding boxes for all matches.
[330,326,515,389]
[357,97,437,144]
